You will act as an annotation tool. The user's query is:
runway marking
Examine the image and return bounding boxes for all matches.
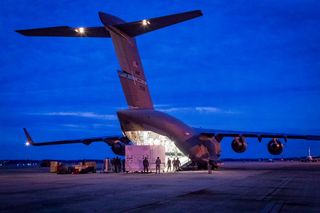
[260,177,292,213]
[261,201,284,213]
[259,177,292,201]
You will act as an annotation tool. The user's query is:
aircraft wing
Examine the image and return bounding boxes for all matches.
[16,26,110,37]
[23,128,128,146]
[196,128,320,142]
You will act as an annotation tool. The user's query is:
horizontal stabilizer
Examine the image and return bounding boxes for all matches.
[16,10,202,38]
[114,10,203,37]
[16,26,110,37]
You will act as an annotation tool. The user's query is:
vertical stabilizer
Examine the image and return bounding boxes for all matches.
[308,147,311,156]
[99,12,153,109]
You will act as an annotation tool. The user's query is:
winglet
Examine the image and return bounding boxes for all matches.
[23,128,34,146]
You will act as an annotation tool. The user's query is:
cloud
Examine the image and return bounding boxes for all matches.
[157,107,191,113]
[31,112,117,120]
[61,124,81,128]
[195,107,221,113]
[92,123,118,128]
[157,106,238,114]
[153,104,172,108]
[61,123,119,129]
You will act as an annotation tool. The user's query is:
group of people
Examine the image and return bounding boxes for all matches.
[142,157,181,174]
[166,157,181,172]
[143,157,162,173]
[110,157,125,173]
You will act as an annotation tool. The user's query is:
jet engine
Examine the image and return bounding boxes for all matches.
[111,141,126,156]
[267,139,283,155]
[231,137,247,153]
[103,137,132,156]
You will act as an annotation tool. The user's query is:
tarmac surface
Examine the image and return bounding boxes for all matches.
[0,161,319,212]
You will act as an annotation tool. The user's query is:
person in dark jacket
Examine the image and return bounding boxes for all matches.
[155,157,161,174]
[176,158,181,171]
[167,158,172,172]
[143,157,149,173]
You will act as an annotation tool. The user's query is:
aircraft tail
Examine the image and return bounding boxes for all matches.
[99,10,202,109]
[16,10,203,109]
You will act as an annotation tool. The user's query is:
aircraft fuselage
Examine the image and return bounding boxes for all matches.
[117,109,221,162]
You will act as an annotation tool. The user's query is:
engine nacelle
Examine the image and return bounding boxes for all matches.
[104,137,132,156]
[231,137,247,153]
[111,141,126,156]
[267,139,283,155]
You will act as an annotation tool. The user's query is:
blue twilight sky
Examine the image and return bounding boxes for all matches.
[0,0,319,160]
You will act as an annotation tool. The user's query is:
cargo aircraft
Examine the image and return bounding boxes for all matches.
[18,10,320,167]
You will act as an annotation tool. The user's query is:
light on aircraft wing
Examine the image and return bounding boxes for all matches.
[75,27,85,34]
[141,19,150,26]
[25,141,30,146]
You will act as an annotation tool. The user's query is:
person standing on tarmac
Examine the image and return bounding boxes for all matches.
[176,158,181,171]
[116,157,121,173]
[167,158,172,172]
[114,157,121,173]
[155,157,161,174]
[143,157,149,173]
[112,158,118,173]
[122,159,126,172]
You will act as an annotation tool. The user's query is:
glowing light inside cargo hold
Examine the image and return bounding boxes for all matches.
[75,27,85,34]
[141,19,150,26]
[125,130,189,165]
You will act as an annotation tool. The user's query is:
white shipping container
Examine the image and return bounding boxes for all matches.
[125,145,165,172]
